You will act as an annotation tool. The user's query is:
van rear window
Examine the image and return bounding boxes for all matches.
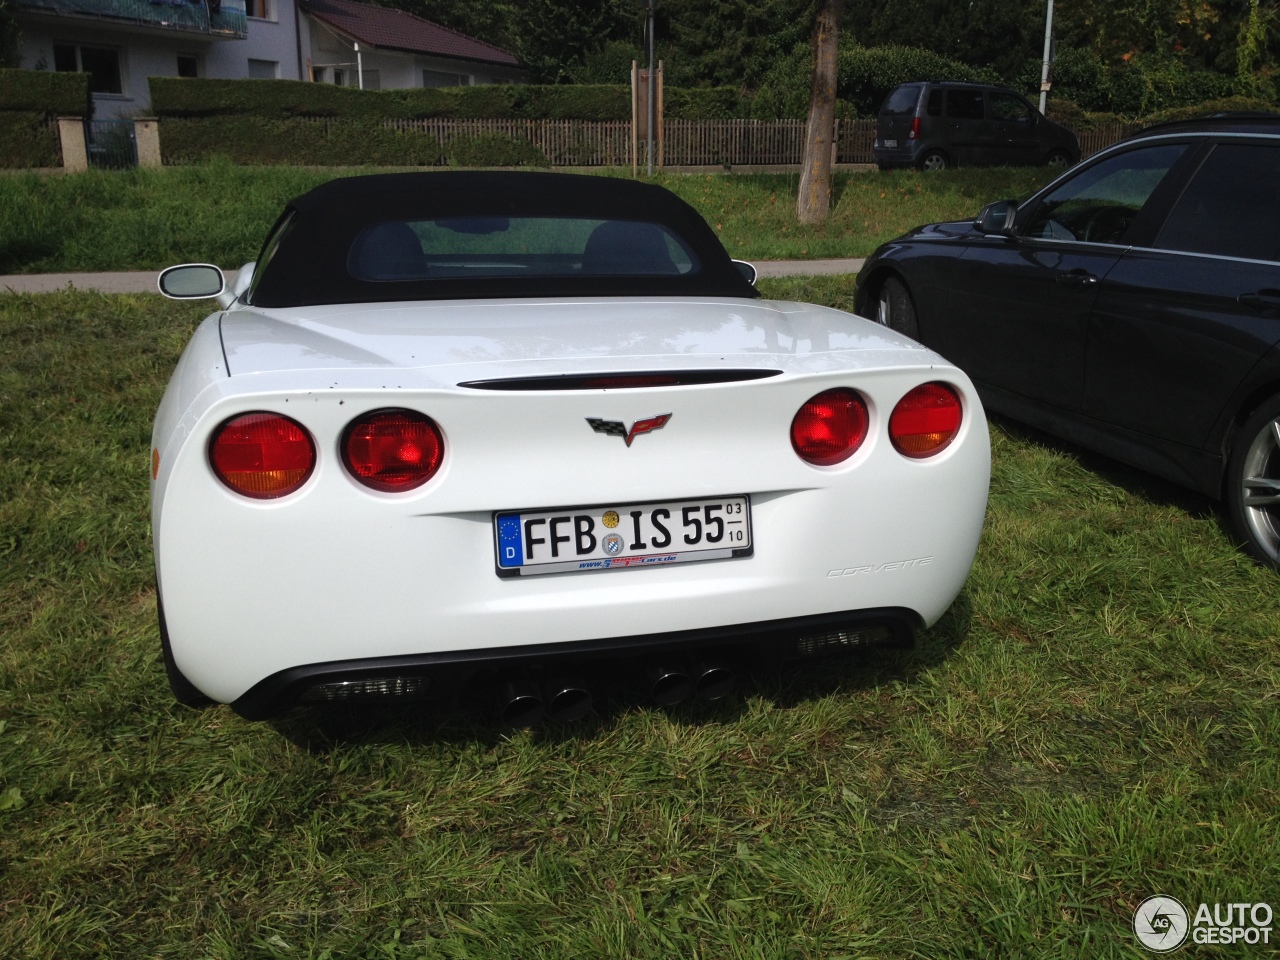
[882,84,922,116]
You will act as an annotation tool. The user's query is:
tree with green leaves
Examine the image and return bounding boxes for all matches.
[0,0,22,69]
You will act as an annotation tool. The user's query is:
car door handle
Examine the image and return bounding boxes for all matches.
[1056,269,1098,287]
[1239,289,1280,314]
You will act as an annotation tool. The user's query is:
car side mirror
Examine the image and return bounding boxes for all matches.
[975,200,1018,237]
[732,259,758,286]
[158,263,225,300]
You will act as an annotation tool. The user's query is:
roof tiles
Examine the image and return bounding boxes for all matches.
[302,0,518,66]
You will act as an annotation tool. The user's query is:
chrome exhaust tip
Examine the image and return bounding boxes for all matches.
[545,678,593,722]
[694,663,736,702]
[648,663,694,706]
[501,676,545,727]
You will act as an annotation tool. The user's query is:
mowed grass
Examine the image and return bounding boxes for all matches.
[1,284,1277,958]
[0,163,1052,274]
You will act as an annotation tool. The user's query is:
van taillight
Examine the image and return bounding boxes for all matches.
[909,117,921,140]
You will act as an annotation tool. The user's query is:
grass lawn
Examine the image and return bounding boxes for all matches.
[0,282,1275,957]
[0,164,1052,274]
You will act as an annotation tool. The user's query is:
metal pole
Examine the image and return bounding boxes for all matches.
[646,0,655,175]
[355,42,363,89]
[1038,0,1054,114]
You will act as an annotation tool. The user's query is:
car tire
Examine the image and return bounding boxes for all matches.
[158,596,214,707]
[876,276,920,340]
[918,150,948,172]
[1045,149,1072,169]
[1226,394,1280,569]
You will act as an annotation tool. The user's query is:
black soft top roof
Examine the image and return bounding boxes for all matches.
[249,171,759,308]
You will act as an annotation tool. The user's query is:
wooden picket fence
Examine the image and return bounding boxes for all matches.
[386,116,1136,167]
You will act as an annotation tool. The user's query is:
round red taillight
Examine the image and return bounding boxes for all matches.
[342,409,444,492]
[790,388,869,466]
[890,382,962,458]
[209,412,316,499]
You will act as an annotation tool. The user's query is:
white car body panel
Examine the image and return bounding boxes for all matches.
[152,296,990,705]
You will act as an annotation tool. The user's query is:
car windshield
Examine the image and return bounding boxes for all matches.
[348,217,700,282]
[882,85,922,116]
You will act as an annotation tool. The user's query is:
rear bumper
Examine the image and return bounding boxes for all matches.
[873,142,922,167]
[230,606,920,719]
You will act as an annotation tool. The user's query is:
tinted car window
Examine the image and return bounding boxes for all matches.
[989,92,1032,124]
[945,89,984,120]
[348,217,700,281]
[1156,142,1280,263]
[926,89,943,117]
[1024,143,1187,244]
[882,84,922,116]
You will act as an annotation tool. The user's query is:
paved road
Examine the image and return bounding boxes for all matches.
[0,259,864,295]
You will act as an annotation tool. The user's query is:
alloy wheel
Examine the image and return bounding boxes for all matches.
[1241,416,1280,562]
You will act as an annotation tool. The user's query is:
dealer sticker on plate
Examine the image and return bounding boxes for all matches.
[494,496,752,577]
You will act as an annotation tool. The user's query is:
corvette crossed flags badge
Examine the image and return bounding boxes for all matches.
[586,414,672,447]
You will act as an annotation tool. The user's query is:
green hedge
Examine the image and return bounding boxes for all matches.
[149,77,744,121]
[0,112,60,167]
[0,67,91,114]
[0,69,90,168]
[752,45,999,119]
[1017,49,1263,117]
[159,116,553,167]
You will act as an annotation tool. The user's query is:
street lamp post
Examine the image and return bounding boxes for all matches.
[1038,0,1054,114]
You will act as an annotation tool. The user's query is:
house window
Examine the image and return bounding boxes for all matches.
[332,68,345,86]
[246,0,276,20]
[53,43,123,95]
[423,70,470,87]
[177,55,199,79]
[248,59,279,80]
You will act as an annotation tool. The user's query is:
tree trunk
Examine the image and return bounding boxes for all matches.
[797,0,843,225]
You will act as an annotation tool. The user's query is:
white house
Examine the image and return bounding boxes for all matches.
[301,0,522,90]
[12,0,521,119]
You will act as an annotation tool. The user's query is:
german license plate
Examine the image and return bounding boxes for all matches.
[883,139,898,148]
[494,495,752,577]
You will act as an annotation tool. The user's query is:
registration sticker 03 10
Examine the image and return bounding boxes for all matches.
[494,495,752,577]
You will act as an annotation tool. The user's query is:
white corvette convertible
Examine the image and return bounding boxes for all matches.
[152,172,989,723]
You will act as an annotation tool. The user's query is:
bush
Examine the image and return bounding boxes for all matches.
[0,67,91,115]
[1142,95,1280,125]
[445,133,549,167]
[159,117,444,166]
[0,112,60,168]
[752,44,999,119]
[150,77,633,121]
[0,68,90,168]
[1018,50,1256,117]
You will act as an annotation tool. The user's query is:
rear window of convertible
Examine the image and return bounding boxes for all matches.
[348,217,701,282]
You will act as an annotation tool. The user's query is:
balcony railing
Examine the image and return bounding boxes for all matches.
[17,0,247,38]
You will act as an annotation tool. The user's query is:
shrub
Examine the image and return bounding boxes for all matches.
[149,77,634,121]
[752,44,999,119]
[445,133,549,167]
[0,68,90,168]
[0,112,60,167]
[0,67,91,115]
[159,117,445,166]
[1142,95,1280,125]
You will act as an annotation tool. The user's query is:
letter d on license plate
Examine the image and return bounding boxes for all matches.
[494,495,751,577]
